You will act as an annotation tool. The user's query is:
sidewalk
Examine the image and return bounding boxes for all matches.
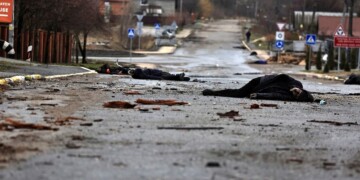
[0,58,97,86]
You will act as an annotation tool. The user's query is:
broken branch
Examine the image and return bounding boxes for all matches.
[136,99,189,106]
[307,120,358,126]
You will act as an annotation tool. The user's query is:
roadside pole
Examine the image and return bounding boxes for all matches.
[154,23,161,48]
[128,28,135,63]
[136,14,144,50]
[305,34,317,71]
[338,48,341,71]
[358,49,360,69]
[275,29,285,62]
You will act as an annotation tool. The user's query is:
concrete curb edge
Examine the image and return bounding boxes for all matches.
[0,67,98,86]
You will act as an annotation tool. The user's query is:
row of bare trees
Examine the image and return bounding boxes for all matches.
[14,0,102,63]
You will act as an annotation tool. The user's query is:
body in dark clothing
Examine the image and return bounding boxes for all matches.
[130,68,190,81]
[98,64,129,75]
[203,74,314,102]
[344,74,360,85]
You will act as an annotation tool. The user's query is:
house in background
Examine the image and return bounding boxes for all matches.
[318,16,360,37]
[292,11,357,32]
[135,0,178,16]
[99,0,130,22]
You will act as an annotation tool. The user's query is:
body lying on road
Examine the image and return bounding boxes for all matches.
[203,74,314,102]
[128,68,190,81]
[97,63,129,75]
[344,74,360,85]
[97,63,190,81]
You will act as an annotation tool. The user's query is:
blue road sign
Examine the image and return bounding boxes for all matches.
[155,23,161,30]
[306,34,316,45]
[275,40,284,49]
[128,28,135,39]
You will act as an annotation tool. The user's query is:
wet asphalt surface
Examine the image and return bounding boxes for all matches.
[1,19,360,180]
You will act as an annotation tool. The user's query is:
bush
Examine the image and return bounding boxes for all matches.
[316,45,322,70]
[351,49,358,69]
[323,63,329,73]
[327,44,335,70]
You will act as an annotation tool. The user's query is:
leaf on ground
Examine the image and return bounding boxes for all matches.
[1,118,58,131]
[217,110,239,118]
[54,116,86,125]
[250,104,260,109]
[123,90,143,95]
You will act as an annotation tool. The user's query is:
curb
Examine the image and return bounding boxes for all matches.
[0,67,97,86]
[291,72,346,82]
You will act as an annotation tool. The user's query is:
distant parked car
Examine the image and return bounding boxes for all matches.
[162,29,176,39]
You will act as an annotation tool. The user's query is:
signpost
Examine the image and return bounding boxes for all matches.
[275,41,284,49]
[154,23,161,47]
[305,34,317,70]
[128,28,135,62]
[275,31,285,62]
[334,25,346,71]
[305,34,316,45]
[136,14,144,50]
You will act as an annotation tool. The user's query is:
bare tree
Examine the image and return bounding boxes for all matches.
[64,0,103,64]
[198,0,214,18]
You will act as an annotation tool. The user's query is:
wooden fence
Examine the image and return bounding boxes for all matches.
[14,30,73,64]
[0,24,74,64]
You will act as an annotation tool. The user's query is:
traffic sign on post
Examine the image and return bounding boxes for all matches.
[155,23,161,30]
[128,28,135,39]
[276,22,286,31]
[334,25,346,37]
[275,31,285,41]
[306,34,316,45]
[275,40,284,49]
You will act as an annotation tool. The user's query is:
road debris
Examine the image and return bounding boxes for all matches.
[136,99,189,106]
[307,120,358,126]
[260,103,279,108]
[1,118,58,131]
[206,162,221,168]
[54,116,86,125]
[123,90,143,95]
[80,123,93,126]
[217,110,239,118]
[103,101,137,109]
[157,126,224,130]
[286,158,303,163]
[250,104,260,109]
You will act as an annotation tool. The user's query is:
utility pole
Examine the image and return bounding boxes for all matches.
[254,0,258,18]
[180,0,183,18]
[345,0,354,71]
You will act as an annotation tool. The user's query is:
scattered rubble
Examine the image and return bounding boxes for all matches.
[217,110,239,118]
[136,99,189,106]
[0,118,58,131]
[157,126,224,130]
[103,101,137,109]
[307,120,358,126]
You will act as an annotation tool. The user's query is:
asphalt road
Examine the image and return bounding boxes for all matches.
[0,19,360,180]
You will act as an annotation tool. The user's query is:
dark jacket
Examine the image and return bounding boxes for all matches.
[203,74,314,102]
[131,68,164,80]
[253,74,313,102]
[344,74,360,85]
